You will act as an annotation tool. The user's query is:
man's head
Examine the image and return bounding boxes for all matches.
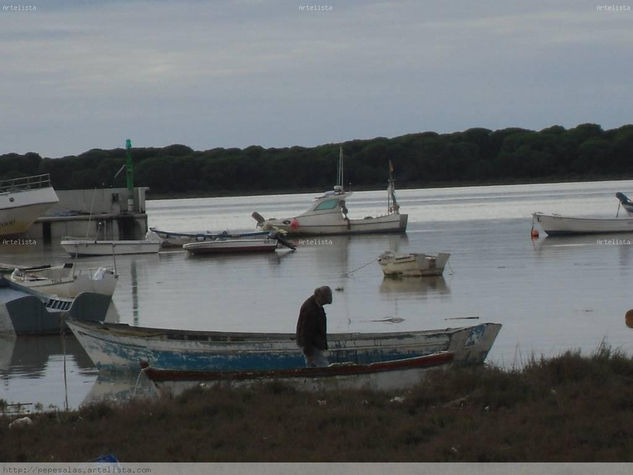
[314,286,333,306]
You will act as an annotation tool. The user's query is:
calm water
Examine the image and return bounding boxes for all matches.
[3,180,633,409]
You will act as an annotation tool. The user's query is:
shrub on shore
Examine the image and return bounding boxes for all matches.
[2,348,633,462]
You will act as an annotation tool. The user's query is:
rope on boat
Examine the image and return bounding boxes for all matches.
[132,367,145,399]
[343,258,377,277]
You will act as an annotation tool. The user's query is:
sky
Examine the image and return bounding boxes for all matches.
[1,0,632,158]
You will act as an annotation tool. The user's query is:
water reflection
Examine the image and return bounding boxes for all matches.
[82,372,157,406]
[3,334,93,376]
[0,334,97,409]
[131,260,139,325]
[379,276,450,295]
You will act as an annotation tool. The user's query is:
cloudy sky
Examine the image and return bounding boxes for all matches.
[1,0,631,157]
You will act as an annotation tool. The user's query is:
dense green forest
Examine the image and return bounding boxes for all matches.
[1,123,632,196]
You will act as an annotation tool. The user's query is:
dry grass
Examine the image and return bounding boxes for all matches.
[2,347,633,462]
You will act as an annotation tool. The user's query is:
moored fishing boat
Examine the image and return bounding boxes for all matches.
[253,149,407,236]
[65,319,501,374]
[143,352,455,395]
[378,251,450,277]
[0,174,59,237]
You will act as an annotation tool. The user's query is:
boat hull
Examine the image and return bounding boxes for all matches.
[66,319,501,373]
[533,212,633,235]
[9,265,117,298]
[61,239,160,256]
[0,279,112,335]
[144,352,454,395]
[261,213,408,236]
[149,228,272,248]
[378,252,450,277]
[183,238,278,254]
[0,186,58,237]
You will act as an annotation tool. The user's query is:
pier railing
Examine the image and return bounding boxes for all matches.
[0,173,53,193]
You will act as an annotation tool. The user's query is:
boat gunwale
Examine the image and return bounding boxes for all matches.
[67,319,499,343]
[143,351,455,382]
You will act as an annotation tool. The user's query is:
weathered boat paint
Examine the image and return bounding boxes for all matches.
[66,319,501,374]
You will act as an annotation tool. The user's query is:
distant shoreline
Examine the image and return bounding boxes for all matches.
[145,174,633,200]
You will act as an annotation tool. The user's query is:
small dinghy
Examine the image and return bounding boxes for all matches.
[378,251,450,277]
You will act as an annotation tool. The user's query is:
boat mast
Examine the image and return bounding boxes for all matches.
[126,139,134,213]
[387,160,399,214]
[337,147,344,190]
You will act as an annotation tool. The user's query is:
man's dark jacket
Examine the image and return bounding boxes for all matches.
[296,295,328,357]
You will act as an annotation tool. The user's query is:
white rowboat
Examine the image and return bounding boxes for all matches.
[61,238,160,256]
[532,212,633,236]
[378,251,450,277]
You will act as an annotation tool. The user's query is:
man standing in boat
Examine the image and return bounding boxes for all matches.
[296,286,332,367]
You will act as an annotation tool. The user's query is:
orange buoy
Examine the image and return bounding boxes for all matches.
[530,228,539,239]
[625,309,633,329]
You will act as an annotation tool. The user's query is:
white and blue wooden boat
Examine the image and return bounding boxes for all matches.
[65,319,501,374]
[143,352,455,395]
[0,277,112,335]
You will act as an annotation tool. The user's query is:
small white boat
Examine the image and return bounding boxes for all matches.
[9,263,117,298]
[532,212,633,236]
[378,251,450,277]
[0,174,59,237]
[183,237,280,255]
[253,149,407,236]
[61,238,160,256]
[149,227,274,248]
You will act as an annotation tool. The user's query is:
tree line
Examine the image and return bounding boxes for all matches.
[1,123,632,196]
